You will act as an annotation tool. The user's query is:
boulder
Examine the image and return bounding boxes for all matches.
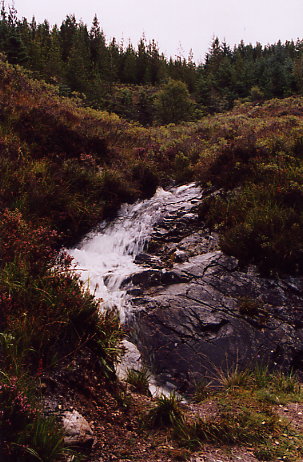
[62,410,94,446]
[116,340,142,381]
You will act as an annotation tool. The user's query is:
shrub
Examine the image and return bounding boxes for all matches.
[131,163,159,198]
[0,209,124,375]
[0,209,60,272]
[201,186,303,275]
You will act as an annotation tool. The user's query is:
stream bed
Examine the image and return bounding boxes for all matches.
[68,183,202,321]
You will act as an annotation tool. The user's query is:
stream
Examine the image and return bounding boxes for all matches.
[67,182,303,394]
[69,183,202,322]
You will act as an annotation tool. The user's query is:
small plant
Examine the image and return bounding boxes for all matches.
[0,374,37,442]
[192,377,212,403]
[252,364,271,388]
[0,374,76,462]
[271,370,301,394]
[214,363,252,390]
[237,297,264,318]
[173,420,201,451]
[256,389,281,405]
[22,415,77,462]
[180,408,280,446]
[254,438,302,462]
[126,367,151,395]
[144,392,184,429]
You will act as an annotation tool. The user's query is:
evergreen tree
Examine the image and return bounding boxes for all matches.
[1,3,303,120]
[89,14,107,72]
[6,32,28,64]
[60,14,77,61]
[121,43,137,83]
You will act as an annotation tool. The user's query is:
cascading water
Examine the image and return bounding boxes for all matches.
[69,183,202,321]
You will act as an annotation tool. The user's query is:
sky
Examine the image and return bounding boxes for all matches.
[14,0,303,62]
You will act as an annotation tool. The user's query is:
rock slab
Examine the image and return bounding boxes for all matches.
[124,199,303,392]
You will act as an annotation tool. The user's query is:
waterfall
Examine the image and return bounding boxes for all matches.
[68,183,202,321]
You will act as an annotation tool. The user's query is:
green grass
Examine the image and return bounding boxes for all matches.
[175,387,303,460]
[192,377,213,403]
[173,367,303,460]
[126,367,151,395]
[214,363,253,390]
[144,393,185,429]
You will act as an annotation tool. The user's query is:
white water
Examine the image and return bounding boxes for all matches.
[69,183,201,321]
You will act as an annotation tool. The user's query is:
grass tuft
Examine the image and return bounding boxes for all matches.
[214,363,252,390]
[126,367,151,395]
[144,393,184,429]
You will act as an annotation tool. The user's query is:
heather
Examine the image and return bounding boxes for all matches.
[1,42,303,459]
[0,55,160,245]
[148,98,303,275]
[0,57,135,459]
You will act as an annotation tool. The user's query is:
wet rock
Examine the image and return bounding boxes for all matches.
[174,249,188,262]
[124,268,190,289]
[126,287,143,296]
[127,207,303,392]
[161,270,190,285]
[62,409,94,446]
[124,269,162,288]
[130,252,303,391]
[134,253,163,268]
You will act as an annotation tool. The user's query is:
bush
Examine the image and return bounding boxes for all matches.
[131,163,159,198]
[0,209,124,376]
[0,374,69,462]
[201,187,303,275]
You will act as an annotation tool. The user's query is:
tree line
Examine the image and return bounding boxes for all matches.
[1,2,303,123]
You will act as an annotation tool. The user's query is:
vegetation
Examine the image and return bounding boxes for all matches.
[173,367,303,460]
[191,100,303,275]
[0,373,73,461]
[1,49,303,456]
[1,4,303,458]
[154,79,195,124]
[144,393,184,429]
[0,55,132,459]
[2,3,303,123]
[126,367,151,395]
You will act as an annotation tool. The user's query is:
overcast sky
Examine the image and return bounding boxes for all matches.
[14,0,303,62]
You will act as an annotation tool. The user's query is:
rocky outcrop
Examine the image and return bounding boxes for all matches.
[125,204,303,392]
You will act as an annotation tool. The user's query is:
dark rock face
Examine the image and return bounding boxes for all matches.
[125,203,303,392]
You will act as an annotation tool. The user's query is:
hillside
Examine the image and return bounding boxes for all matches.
[1,55,303,461]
